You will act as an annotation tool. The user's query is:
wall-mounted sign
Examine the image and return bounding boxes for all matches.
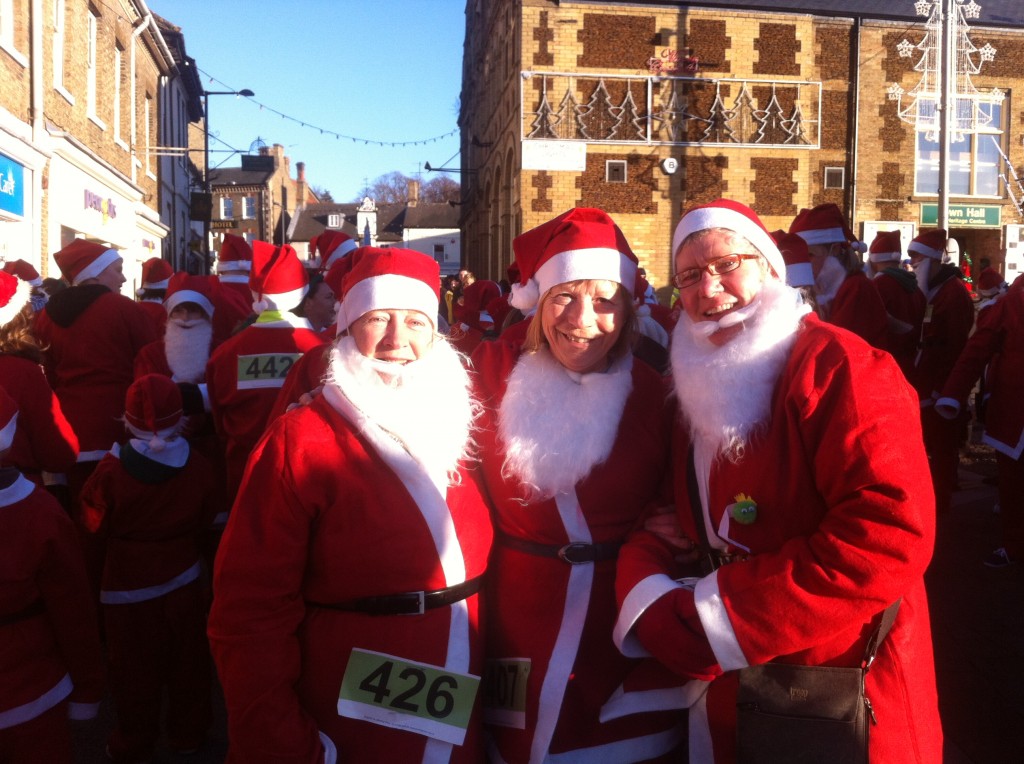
[521,140,587,172]
[920,203,1001,228]
[211,220,236,230]
[861,221,917,255]
[647,49,700,76]
[0,153,25,218]
[84,189,117,223]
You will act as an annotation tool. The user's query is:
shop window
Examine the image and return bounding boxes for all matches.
[915,99,1005,197]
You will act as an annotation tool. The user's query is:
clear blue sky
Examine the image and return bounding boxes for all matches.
[150,0,465,201]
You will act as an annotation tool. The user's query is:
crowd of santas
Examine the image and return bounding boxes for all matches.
[0,197,1017,763]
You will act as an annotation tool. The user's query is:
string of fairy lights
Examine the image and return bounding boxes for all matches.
[199,69,459,149]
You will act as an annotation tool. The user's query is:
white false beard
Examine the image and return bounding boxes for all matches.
[498,346,633,502]
[164,319,213,383]
[912,257,933,295]
[814,254,847,309]
[326,335,476,480]
[670,279,809,462]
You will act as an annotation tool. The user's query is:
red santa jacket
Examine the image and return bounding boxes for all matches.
[0,355,79,478]
[136,299,167,335]
[615,315,942,763]
[267,342,331,424]
[827,270,888,350]
[209,393,492,763]
[34,286,158,458]
[873,267,926,378]
[939,288,1024,459]
[0,474,104,728]
[913,265,974,400]
[205,313,323,503]
[471,339,682,763]
[79,441,216,601]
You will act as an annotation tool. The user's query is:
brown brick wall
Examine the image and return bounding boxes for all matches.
[533,10,554,67]
[689,19,731,74]
[821,90,850,151]
[875,161,907,220]
[816,27,850,82]
[681,155,728,208]
[578,13,655,70]
[531,171,553,213]
[578,153,659,214]
[0,0,31,121]
[754,23,801,76]
[751,158,798,216]
[812,160,846,208]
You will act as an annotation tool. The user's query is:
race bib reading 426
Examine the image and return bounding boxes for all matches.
[337,648,480,746]
[236,353,301,389]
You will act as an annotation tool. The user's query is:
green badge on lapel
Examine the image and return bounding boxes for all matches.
[728,493,758,525]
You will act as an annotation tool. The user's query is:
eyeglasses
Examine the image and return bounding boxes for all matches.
[671,254,761,289]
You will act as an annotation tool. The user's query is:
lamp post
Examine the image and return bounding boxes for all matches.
[202,88,254,273]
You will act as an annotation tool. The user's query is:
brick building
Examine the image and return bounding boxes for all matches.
[0,0,197,292]
[459,0,1024,293]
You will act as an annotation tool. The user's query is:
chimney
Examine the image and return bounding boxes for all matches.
[297,162,306,182]
[407,179,420,208]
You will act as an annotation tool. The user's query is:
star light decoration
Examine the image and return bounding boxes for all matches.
[888,0,1000,142]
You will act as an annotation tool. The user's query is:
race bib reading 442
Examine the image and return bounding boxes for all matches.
[338,648,480,746]
[481,658,530,729]
[236,353,301,389]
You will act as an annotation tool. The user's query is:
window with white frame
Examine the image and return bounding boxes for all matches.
[606,160,627,183]
[915,99,1005,198]
[53,0,67,95]
[0,0,25,63]
[242,197,256,219]
[87,11,98,118]
[220,197,234,219]
[144,95,153,175]
[113,45,123,144]
[243,232,255,246]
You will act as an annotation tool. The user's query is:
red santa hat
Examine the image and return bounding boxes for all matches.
[317,230,358,271]
[771,230,812,288]
[136,257,174,296]
[0,270,32,327]
[323,255,355,302]
[2,259,43,287]
[248,241,309,314]
[908,228,948,260]
[977,267,1004,297]
[54,239,122,286]
[337,247,440,333]
[868,230,903,263]
[790,204,867,252]
[510,208,638,312]
[217,234,253,275]
[164,272,216,318]
[674,199,785,281]
[0,386,17,453]
[124,374,183,452]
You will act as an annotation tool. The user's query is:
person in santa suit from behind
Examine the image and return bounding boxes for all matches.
[135,256,174,335]
[868,230,926,379]
[209,247,492,764]
[33,240,159,516]
[212,234,256,339]
[789,203,888,349]
[614,199,942,763]
[78,375,216,762]
[315,229,358,274]
[472,208,683,763]
[206,242,327,512]
[0,387,104,763]
[974,265,1007,311]
[908,228,974,517]
[449,278,500,356]
[0,270,79,487]
[772,229,821,318]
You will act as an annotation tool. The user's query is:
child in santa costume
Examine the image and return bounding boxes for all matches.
[471,208,683,762]
[135,256,174,335]
[0,387,104,762]
[78,374,216,762]
[33,240,159,516]
[0,269,79,485]
[868,229,926,379]
[614,199,942,762]
[209,247,492,763]
[789,203,888,349]
[907,228,974,516]
[205,241,324,508]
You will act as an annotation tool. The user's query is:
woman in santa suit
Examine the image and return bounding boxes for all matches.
[209,247,493,764]
[471,208,682,763]
[614,199,942,762]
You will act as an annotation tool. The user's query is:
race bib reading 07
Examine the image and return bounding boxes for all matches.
[481,658,531,729]
[337,648,480,746]
[236,353,301,389]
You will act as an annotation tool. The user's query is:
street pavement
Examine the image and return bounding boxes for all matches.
[71,455,1022,763]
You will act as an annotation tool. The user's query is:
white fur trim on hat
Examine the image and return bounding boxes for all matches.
[908,240,943,260]
[534,247,637,300]
[672,207,785,281]
[218,273,249,284]
[164,289,215,318]
[217,260,252,274]
[0,275,31,326]
[785,262,815,288]
[338,273,439,333]
[792,227,847,247]
[323,239,359,269]
[869,249,902,263]
[0,410,17,451]
[72,248,121,286]
[251,284,309,315]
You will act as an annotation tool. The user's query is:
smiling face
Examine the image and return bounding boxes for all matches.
[349,309,434,366]
[539,279,627,374]
[675,229,767,346]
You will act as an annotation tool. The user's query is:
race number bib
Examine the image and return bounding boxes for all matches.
[236,353,300,389]
[338,648,480,746]
[481,658,531,729]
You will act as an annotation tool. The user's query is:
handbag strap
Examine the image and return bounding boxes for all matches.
[686,445,901,668]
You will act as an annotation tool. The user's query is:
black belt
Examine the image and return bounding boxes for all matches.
[498,533,622,565]
[0,598,44,627]
[306,575,483,616]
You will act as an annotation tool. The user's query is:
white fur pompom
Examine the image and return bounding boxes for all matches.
[252,299,270,314]
[509,280,539,312]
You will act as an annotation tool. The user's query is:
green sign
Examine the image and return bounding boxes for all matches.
[920,203,1001,228]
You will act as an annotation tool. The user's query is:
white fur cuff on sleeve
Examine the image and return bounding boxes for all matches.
[694,570,748,671]
[613,573,683,657]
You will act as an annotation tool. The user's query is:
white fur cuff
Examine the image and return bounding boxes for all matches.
[613,573,683,657]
